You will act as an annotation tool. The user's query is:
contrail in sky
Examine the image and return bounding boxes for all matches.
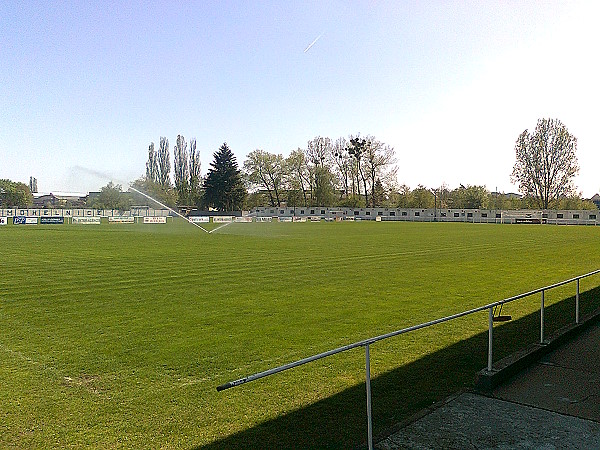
[304,32,324,53]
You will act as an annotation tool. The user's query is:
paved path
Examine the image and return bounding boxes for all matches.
[377,323,600,449]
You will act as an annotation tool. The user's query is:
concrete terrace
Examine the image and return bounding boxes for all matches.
[377,320,600,449]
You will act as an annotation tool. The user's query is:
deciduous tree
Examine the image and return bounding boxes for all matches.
[0,179,33,207]
[130,177,177,208]
[189,138,202,206]
[306,136,335,205]
[286,149,310,206]
[347,136,369,207]
[90,182,132,210]
[146,142,159,183]
[362,136,396,207]
[332,137,351,199]
[511,118,579,209]
[244,150,285,207]
[174,135,189,204]
[157,137,171,187]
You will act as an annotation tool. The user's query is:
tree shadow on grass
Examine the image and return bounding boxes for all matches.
[194,286,600,450]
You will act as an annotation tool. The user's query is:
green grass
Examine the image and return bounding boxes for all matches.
[1,220,600,448]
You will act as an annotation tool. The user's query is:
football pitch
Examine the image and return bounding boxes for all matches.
[2,220,600,448]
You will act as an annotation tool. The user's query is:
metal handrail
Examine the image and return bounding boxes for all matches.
[217,269,600,449]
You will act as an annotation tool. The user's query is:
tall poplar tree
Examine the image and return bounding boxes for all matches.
[173,134,189,204]
[157,137,171,187]
[146,142,159,183]
[189,138,201,205]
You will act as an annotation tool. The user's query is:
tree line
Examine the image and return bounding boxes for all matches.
[121,123,591,211]
[1,118,592,211]
[124,134,398,211]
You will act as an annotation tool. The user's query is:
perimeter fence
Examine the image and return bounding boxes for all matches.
[217,269,600,450]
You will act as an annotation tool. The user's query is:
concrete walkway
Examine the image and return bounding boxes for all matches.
[377,322,600,449]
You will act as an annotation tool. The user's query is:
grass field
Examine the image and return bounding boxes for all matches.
[2,219,600,448]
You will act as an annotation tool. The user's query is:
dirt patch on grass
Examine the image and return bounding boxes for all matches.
[63,374,103,395]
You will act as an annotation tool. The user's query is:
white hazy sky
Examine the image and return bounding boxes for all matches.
[2,1,599,196]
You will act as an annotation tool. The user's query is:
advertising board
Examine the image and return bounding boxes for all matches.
[109,216,135,223]
[73,217,101,224]
[143,216,167,224]
[212,216,233,223]
[0,217,7,225]
[40,217,65,224]
[234,217,253,223]
[189,216,210,223]
[13,216,38,225]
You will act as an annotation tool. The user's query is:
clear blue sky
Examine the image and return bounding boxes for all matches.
[2,1,599,196]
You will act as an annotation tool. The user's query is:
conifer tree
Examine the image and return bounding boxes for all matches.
[203,143,246,211]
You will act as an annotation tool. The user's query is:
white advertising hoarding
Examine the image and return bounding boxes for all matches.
[73,217,101,224]
[108,216,135,223]
[189,216,210,223]
[144,216,167,224]
[0,217,7,225]
[213,216,233,223]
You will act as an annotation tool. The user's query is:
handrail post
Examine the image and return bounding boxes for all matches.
[576,278,580,324]
[540,290,545,343]
[488,306,493,371]
[365,344,373,450]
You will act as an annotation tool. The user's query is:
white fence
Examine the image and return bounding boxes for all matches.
[3,207,598,227]
[0,208,169,218]
[252,207,599,225]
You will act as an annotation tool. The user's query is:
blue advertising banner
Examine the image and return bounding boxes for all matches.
[40,217,65,224]
[14,216,38,224]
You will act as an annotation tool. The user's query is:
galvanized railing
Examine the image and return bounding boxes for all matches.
[217,269,600,450]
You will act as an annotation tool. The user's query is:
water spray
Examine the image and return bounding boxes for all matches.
[71,165,210,233]
[127,186,209,233]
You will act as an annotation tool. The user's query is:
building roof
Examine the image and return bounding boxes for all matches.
[33,192,87,199]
